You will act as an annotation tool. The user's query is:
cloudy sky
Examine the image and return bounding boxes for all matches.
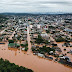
[0,0,72,13]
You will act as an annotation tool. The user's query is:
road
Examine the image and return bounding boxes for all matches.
[9,26,19,39]
[0,28,7,34]
[27,26,32,54]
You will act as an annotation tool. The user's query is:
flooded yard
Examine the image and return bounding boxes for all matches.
[57,42,72,62]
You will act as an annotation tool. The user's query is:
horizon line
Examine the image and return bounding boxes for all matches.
[0,12,72,14]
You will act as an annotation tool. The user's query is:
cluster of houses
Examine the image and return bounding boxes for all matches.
[0,14,72,67]
[26,14,72,67]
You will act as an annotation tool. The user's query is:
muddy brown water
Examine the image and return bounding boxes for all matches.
[57,42,72,62]
[0,27,72,72]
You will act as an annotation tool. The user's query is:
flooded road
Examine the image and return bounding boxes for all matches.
[0,27,72,72]
[27,27,31,54]
[9,26,18,39]
[0,28,7,34]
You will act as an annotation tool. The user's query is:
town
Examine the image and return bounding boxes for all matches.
[0,14,72,72]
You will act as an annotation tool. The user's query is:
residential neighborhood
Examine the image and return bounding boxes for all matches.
[0,14,72,72]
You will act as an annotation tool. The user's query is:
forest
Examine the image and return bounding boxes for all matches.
[0,58,33,72]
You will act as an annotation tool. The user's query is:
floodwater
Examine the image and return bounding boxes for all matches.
[57,42,72,62]
[0,27,72,72]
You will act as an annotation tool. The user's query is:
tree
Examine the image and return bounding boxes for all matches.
[0,58,33,72]
[35,35,44,44]
[8,40,14,44]
[25,47,28,51]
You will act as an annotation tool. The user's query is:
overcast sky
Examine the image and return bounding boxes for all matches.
[0,0,72,13]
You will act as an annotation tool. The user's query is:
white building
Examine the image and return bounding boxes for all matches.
[37,25,41,28]
[29,25,33,28]
[38,53,45,58]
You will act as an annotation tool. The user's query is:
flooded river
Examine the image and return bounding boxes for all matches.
[0,27,72,72]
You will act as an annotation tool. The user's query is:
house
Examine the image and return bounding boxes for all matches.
[49,51,53,54]
[0,43,5,44]
[52,43,57,47]
[69,50,72,54]
[45,55,53,60]
[8,43,20,48]
[33,34,38,38]
[59,56,70,62]
[37,25,41,28]
[41,32,48,38]
[21,48,25,51]
[37,53,45,58]
[29,25,33,28]
[8,43,15,48]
